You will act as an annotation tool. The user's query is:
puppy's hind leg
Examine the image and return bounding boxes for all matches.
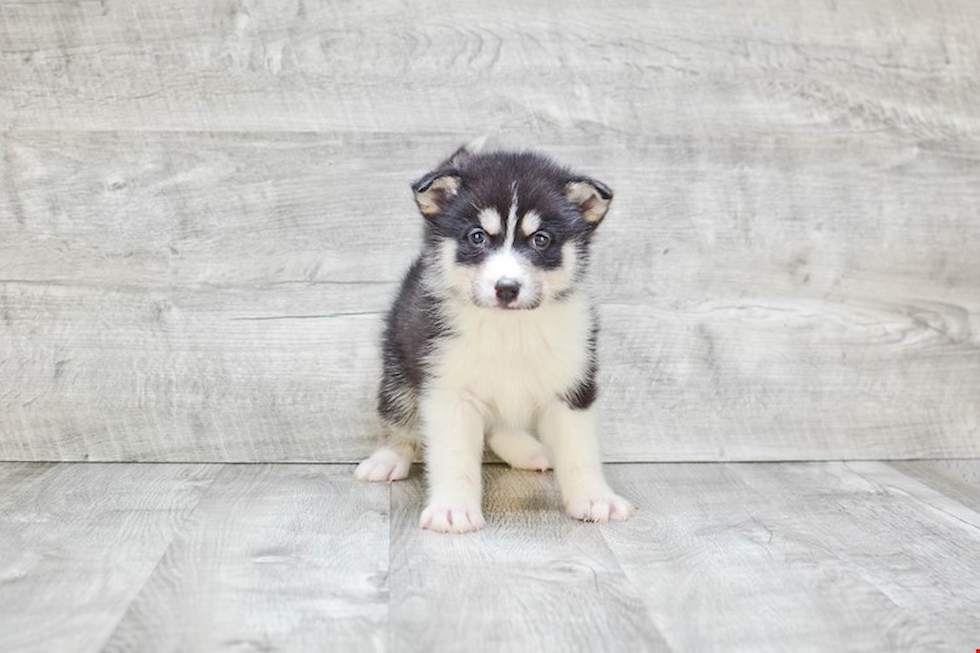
[537,400,633,522]
[355,423,418,482]
[487,427,552,472]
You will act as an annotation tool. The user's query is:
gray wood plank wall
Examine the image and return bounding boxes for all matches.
[1,0,978,462]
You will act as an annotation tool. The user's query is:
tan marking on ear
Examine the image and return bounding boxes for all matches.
[520,210,542,236]
[478,207,502,235]
[414,175,461,217]
[565,181,611,225]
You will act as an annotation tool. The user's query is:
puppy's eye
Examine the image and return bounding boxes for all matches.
[531,232,552,251]
[468,228,488,246]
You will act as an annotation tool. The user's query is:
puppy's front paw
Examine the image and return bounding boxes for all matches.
[565,492,634,523]
[420,501,485,534]
[354,448,411,482]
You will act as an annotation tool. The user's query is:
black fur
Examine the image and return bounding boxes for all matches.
[377,258,449,426]
[562,320,600,410]
[379,147,611,427]
[420,152,600,272]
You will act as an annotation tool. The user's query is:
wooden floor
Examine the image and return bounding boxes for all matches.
[1,461,978,652]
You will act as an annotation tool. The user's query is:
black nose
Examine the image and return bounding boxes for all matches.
[494,278,521,303]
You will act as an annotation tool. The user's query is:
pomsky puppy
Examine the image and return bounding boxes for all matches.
[355,142,634,533]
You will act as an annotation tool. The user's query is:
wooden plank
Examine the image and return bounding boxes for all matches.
[601,463,926,651]
[1,0,978,136]
[886,459,980,517]
[0,131,423,288]
[387,465,668,652]
[0,462,219,653]
[4,461,980,650]
[1,130,978,461]
[845,460,980,530]
[4,279,976,462]
[101,464,390,653]
[735,462,980,651]
[5,131,980,293]
[0,281,386,462]
[600,463,980,652]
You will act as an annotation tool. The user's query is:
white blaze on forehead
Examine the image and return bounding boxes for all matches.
[478,207,502,235]
[505,181,519,248]
[520,210,542,236]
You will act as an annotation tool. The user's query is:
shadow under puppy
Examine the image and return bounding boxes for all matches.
[356,142,634,533]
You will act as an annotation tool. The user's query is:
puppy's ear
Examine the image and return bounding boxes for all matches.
[565,177,613,226]
[412,171,461,218]
[440,135,488,169]
[412,138,487,217]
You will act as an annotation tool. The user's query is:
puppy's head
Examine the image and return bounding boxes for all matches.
[413,146,612,310]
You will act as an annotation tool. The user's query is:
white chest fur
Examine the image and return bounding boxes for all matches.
[430,294,593,429]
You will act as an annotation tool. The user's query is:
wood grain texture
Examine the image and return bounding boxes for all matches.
[1,131,978,461]
[0,462,219,653]
[888,459,980,514]
[1,0,979,136]
[100,464,390,653]
[602,462,980,652]
[2,0,980,462]
[5,461,980,652]
[387,465,668,652]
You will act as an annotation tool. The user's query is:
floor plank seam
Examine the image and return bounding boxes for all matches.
[861,462,980,532]
[594,525,675,650]
[90,463,226,653]
[385,474,395,653]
